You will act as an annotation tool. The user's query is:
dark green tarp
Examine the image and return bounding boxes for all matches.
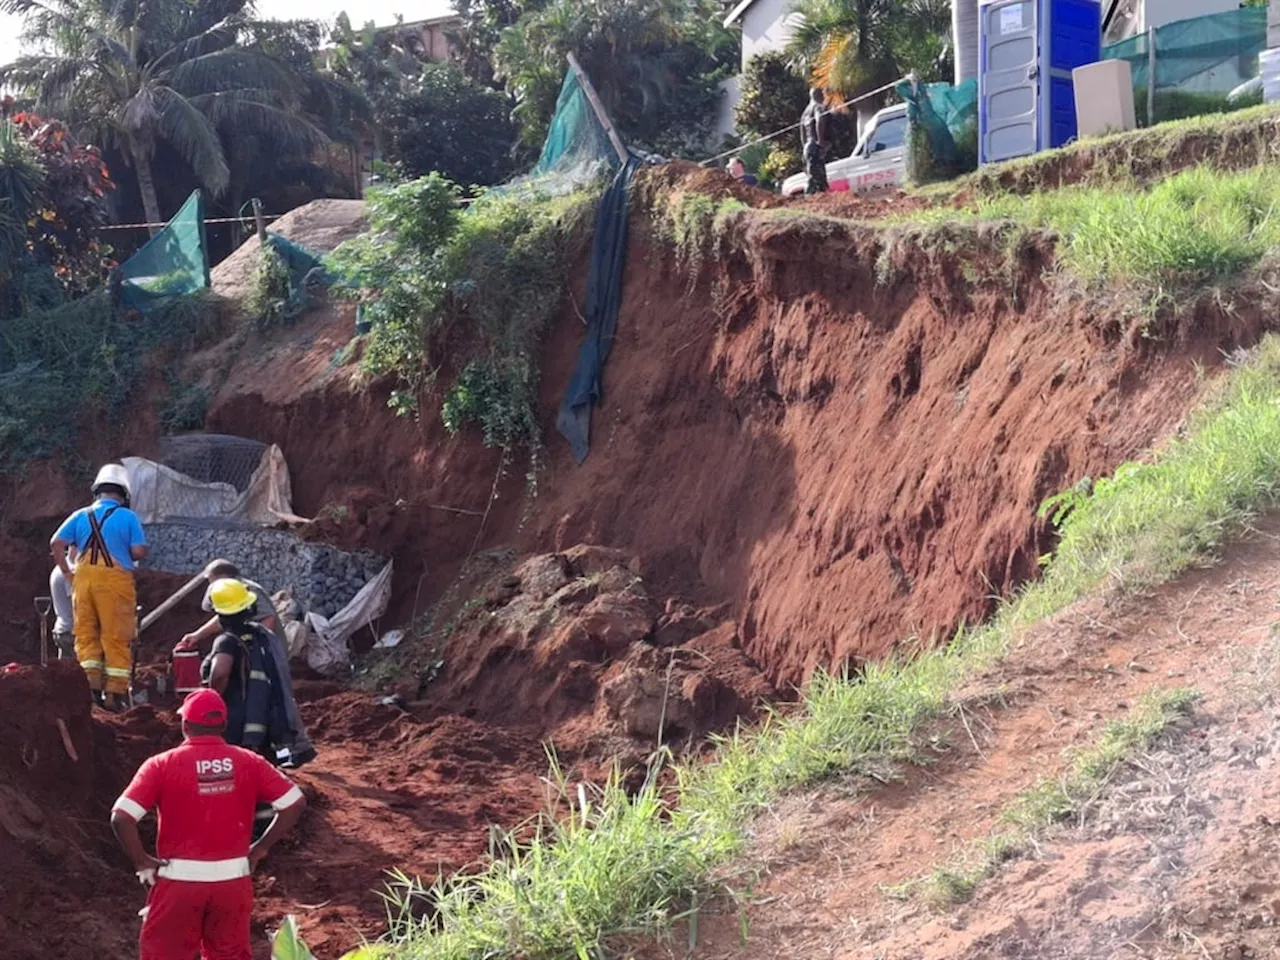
[556,157,638,463]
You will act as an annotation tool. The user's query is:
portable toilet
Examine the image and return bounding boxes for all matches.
[978,0,1102,164]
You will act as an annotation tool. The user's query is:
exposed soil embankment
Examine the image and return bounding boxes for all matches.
[521,205,1272,687]
[5,176,1271,954]
[0,662,152,958]
[197,177,1274,689]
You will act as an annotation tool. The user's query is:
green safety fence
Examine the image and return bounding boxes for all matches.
[1103,7,1266,125]
[488,69,621,200]
[116,190,210,312]
[895,77,979,185]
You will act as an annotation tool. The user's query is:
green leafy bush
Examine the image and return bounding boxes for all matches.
[158,379,212,432]
[734,52,808,142]
[0,289,218,476]
[330,174,592,467]
[245,243,295,329]
[376,63,521,188]
[759,145,801,186]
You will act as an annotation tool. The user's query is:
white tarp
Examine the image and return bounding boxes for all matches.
[124,445,308,525]
[304,561,394,675]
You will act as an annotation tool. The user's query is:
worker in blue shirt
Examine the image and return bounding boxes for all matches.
[51,463,149,711]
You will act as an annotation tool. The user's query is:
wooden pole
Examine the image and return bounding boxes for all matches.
[1146,26,1156,127]
[138,572,209,635]
[566,53,629,165]
[252,197,267,246]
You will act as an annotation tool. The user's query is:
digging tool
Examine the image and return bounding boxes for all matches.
[34,596,51,667]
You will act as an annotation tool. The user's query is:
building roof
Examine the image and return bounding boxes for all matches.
[377,13,462,32]
[723,0,762,28]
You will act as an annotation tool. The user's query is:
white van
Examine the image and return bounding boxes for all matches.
[781,103,908,197]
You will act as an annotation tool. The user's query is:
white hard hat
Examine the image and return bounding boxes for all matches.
[91,463,132,500]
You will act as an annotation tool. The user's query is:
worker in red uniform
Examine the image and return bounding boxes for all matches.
[110,688,306,960]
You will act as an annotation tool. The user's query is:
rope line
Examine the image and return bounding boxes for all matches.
[699,75,910,167]
[99,213,283,232]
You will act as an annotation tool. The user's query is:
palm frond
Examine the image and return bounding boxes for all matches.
[0,0,65,18]
[148,16,241,75]
[305,72,373,126]
[163,47,295,98]
[153,86,230,194]
[190,88,329,157]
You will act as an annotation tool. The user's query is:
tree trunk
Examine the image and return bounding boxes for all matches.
[133,149,162,237]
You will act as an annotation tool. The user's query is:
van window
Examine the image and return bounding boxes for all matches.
[867,115,907,153]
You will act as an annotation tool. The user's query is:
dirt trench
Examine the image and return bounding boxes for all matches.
[0,179,1275,955]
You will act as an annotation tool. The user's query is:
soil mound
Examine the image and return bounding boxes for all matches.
[426,546,776,752]
[211,198,366,302]
[0,662,138,959]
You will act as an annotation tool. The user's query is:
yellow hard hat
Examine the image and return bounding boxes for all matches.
[206,578,257,616]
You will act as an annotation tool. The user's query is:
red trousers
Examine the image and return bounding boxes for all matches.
[139,877,253,960]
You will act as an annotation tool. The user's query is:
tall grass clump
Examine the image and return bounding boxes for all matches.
[1026,334,1280,616]
[917,164,1280,294]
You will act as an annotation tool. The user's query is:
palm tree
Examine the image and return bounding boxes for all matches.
[786,0,951,131]
[0,0,330,233]
[494,0,713,150]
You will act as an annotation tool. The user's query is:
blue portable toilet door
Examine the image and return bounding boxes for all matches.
[981,0,1039,163]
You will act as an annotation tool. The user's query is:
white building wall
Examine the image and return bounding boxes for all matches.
[714,75,743,138]
[740,0,798,69]
[1140,0,1236,32]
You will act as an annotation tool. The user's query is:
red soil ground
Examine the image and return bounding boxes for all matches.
[634,518,1280,960]
[0,171,1276,956]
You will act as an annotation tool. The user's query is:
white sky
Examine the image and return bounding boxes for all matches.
[0,0,457,66]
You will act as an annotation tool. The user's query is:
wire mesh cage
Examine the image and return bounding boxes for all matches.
[155,434,269,494]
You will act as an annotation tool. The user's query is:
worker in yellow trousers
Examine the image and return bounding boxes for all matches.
[50,464,149,711]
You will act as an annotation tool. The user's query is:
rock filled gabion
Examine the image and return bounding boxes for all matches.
[142,521,385,619]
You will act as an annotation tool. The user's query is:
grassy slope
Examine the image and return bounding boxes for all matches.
[326,142,1280,960]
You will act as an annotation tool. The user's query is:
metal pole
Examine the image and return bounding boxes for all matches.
[1146,26,1156,126]
[252,197,267,246]
[566,53,629,165]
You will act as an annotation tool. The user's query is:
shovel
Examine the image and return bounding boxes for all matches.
[34,596,51,667]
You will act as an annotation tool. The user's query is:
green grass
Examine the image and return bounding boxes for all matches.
[933,103,1280,198]
[652,190,749,270]
[332,332,1280,960]
[903,687,1197,908]
[902,164,1280,296]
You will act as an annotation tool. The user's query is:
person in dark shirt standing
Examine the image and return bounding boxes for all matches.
[801,87,830,194]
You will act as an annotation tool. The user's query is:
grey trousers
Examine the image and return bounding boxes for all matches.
[263,622,313,753]
[50,566,74,635]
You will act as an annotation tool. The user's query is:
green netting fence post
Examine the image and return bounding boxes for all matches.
[1147,25,1156,126]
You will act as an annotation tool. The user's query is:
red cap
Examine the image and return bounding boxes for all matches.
[179,688,227,725]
